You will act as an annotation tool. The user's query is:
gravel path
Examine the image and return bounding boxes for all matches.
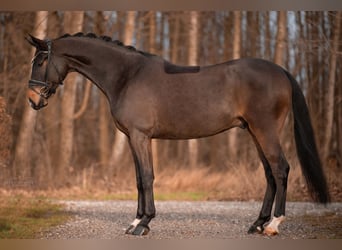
[41,201,342,239]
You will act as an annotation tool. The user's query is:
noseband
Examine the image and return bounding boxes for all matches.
[29,39,63,100]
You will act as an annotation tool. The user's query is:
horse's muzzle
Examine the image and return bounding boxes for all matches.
[28,97,47,110]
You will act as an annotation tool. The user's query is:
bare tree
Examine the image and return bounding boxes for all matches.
[147,11,160,168]
[109,11,136,175]
[13,11,48,180]
[0,96,12,182]
[149,11,156,54]
[232,11,241,59]
[57,11,84,184]
[274,11,289,152]
[94,11,111,169]
[39,11,63,186]
[171,12,181,63]
[227,10,241,161]
[323,11,341,162]
[188,11,199,167]
[274,11,287,66]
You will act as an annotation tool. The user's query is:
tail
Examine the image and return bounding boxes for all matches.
[284,70,330,203]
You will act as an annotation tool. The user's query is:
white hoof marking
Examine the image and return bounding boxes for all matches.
[125,218,142,234]
[264,216,285,235]
[131,218,141,227]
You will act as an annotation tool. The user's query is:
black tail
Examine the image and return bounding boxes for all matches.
[284,70,330,203]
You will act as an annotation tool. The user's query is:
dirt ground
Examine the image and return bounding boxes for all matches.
[40,200,342,239]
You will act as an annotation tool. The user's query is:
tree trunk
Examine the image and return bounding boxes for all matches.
[109,11,136,176]
[274,11,287,67]
[57,11,84,186]
[13,11,48,181]
[188,11,199,168]
[227,10,241,162]
[264,12,271,59]
[337,51,342,168]
[274,11,289,154]
[232,11,241,59]
[170,12,186,167]
[39,11,62,187]
[149,11,156,54]
[0,97,12,184]
[147,11,160,169]
[95,11,111,169]
[323,11,341,162]
[338,12,342,168]
[171,13,180,63]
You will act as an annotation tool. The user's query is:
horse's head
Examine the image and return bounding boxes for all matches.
[26,35,65,110]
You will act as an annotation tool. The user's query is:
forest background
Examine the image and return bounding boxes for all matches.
[0,11,341,201]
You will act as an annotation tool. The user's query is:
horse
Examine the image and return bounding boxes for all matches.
[26,33,330,236]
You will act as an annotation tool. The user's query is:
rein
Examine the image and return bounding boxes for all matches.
[28,39,63,100]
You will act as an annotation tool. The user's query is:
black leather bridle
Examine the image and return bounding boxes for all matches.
[28,39,63,102]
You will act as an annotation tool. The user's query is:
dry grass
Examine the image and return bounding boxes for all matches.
[154,164,267,201]
[3,162,340,202]
[154,163,321,201]
[155,162,341,202]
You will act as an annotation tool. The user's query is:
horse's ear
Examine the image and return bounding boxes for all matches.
[25,34,47,50]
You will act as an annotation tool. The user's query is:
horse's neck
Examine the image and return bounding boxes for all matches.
[56,38,144,103]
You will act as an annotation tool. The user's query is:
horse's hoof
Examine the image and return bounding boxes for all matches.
[263,226,278,236]
[125,218,142,234]
[263,216,285,236]
[132,225,150,236]
[125,224,135,234]
[247,225,263,234]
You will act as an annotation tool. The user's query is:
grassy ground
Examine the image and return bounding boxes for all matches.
[0,195,70,239]
[0,190,206,238]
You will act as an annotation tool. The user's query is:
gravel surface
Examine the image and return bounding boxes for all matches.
[41,201,342,239]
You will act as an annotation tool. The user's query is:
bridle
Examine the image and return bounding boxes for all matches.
[28,39,63,102]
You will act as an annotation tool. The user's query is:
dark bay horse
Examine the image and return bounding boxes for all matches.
[26,33,329,236]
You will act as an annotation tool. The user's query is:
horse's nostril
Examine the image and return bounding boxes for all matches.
[28,98,43,110]
[28,98,35,107]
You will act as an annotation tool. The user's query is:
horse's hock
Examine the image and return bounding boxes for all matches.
[0,96,12,168]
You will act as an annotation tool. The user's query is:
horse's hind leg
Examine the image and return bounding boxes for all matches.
[263,149,289,236]
[246,121,290,235]
[247,129,276,234]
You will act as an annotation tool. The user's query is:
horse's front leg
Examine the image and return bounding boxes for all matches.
[125,130,155,236]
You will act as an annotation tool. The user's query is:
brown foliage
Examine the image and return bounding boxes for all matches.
[0,96,12,168]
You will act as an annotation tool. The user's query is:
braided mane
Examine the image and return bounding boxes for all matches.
[57,32,154,57]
